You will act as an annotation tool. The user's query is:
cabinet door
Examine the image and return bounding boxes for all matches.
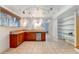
[10,34,17,48]
[41,32,46,41]
[17,33,23,45]
[21,33,24,42]
[16,34,20,46]
[19,33,22,44]
[20,33,24,43]
[24,32,27,41]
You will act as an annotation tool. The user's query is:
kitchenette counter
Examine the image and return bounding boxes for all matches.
[10,29,46,48]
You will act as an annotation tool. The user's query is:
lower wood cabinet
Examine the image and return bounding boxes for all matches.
[41,32,46,41]
[10,33,24,48]
[24,32,46,41]
[10,31,46,48]
[24,32,36,41]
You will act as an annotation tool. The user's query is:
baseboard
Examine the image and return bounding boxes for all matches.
[0,48,9,54]
[65,39,74,46]
[74,48,79,53]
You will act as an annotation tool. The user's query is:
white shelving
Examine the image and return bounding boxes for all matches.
[58,14,76,45]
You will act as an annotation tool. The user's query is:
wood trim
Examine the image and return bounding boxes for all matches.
[76,16,79,48]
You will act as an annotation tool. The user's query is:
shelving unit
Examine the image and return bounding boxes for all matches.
[57,14,76,45]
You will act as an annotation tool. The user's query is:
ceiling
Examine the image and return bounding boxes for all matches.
[5,5,66,18]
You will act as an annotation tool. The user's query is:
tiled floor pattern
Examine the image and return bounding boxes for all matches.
[3,40,79,54]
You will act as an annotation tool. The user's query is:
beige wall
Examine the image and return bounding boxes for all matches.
[0,26,23,53]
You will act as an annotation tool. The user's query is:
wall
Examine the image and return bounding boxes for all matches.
[0,17,50,53]
[0,26,22,53]
[53,5,74,18]
[20,18,49,31]
[52,18,58,40]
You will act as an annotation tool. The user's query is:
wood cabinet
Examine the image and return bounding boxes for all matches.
[24,32,46,41]
[10,32,24,48]
[41,32,46,41]
[10,31,46,48]
[24,32,36,41]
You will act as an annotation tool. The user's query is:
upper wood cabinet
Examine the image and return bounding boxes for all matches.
[0,6,21,27]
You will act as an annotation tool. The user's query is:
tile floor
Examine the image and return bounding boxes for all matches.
[3,39,79,54]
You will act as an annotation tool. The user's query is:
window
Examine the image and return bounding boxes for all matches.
[0,12,20,27]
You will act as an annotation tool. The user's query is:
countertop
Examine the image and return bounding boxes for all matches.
[10,29,46,34]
